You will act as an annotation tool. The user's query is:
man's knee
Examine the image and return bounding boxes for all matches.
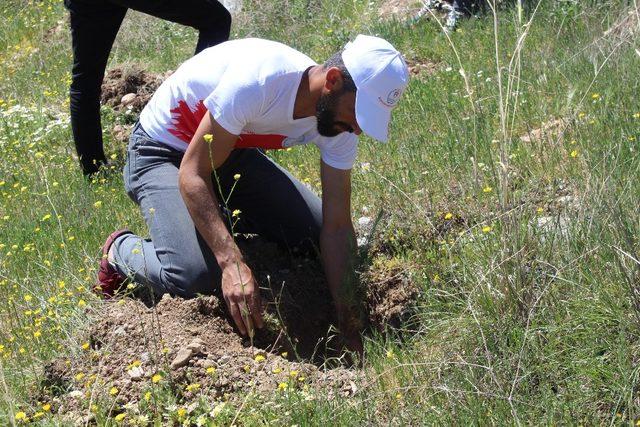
[160,259,219,298]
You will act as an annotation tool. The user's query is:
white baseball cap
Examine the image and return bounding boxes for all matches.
[341,34,409,143]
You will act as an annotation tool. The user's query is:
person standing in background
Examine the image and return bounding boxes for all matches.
[64,0,232,176]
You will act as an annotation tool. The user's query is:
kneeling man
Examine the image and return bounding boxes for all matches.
[97,35,409,352]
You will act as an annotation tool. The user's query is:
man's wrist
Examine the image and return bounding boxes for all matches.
[217,249,243,270]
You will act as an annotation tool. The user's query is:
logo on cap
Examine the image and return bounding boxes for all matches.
[379,88,403,108]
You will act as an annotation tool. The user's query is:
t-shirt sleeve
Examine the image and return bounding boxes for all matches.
[317,133,358,170]
[203,68,265,135]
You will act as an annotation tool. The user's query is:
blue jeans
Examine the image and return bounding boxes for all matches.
[112,122,322,297]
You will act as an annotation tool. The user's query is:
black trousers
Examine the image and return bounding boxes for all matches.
[64,0,231,175]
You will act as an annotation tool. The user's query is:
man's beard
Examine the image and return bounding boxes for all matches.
[315,91,344,137]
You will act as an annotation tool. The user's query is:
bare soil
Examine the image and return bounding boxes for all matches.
[100,66,168,114]
[41,237,419,417]
[405,58,441,79]
[378,0,422,19]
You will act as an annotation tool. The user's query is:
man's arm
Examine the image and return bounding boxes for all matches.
[319,160,365,354]
[178,112,263,335]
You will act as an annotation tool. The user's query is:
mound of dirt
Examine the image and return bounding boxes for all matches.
[44,295,357,409]
[405,58,441,79]
[519,118,569,144]
[100,66,168,114]
[378,0,422,19]
[41,237,419,416]
[364,256,420,330]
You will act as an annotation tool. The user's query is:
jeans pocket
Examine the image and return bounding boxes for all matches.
[123,146,138,204]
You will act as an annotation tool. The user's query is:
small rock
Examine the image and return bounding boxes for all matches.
[170,347,194,370]
[187,337,207,353]
[120,93,136,106]
[81,414,95,424]
[556,195,578,208]
[127,366,144,381]
[357,216,372,227]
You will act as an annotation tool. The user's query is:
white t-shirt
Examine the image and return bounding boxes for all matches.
[139,38,358,170]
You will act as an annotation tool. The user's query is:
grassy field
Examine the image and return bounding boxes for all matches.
[1,0,639,424]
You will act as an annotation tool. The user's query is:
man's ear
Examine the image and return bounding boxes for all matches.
[324,67,345,92]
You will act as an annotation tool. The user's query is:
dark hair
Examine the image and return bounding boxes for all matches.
[323,50,357,93]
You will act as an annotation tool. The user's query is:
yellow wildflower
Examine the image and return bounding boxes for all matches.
[232,209,241,217]
[93,201,102,208]
[203,134,213,143]
[15,412,28,422]
[482,226,492,233]
[570,150,578,158]
[206,366,216,375]
[115,413,126,422]
[254,354,266,362]
[444,212,453,220]
[482,186,492,193]
[109,386,118,396]
[151,374,162,383]
[185,383,201,392]
[278,382,288,391]
[233,173,241,180]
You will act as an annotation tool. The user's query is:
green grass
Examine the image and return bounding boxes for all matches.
[1,0,639,424]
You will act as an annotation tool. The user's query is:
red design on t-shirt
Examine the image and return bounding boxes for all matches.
[236,133,287,149]
[168,100,207,143]
[167,99,288,149]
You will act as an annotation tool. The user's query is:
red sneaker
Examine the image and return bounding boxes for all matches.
[95,229,132,298]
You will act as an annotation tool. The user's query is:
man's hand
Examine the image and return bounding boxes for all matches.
[220,261,263,336]
[180,112,264,335]
[336,302,365,355]
[343,333,364,355]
